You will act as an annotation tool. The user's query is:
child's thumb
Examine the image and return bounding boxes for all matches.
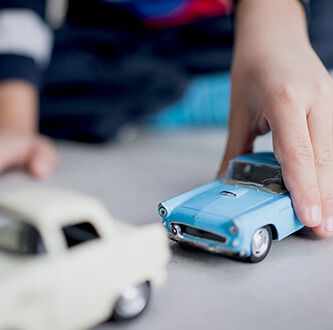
[217,111,256,178]
[28,138,58,179]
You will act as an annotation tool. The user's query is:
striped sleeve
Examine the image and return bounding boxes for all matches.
[0,0,53,86]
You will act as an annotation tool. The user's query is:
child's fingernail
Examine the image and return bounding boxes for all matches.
[307,205,321,225]
[325,217,333,232]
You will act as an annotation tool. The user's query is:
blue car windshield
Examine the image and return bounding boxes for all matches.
[225,161,288,195]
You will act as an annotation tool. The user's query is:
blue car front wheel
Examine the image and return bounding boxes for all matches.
[246,226,272,263]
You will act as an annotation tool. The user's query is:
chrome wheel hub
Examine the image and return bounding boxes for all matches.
[251,228,269,258]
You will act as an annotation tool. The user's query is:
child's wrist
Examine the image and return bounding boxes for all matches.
[234,0,309,53]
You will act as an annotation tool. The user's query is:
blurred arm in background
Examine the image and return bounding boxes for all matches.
[0,0,57,179]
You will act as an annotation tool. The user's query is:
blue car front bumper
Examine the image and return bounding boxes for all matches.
[165,221,248,257]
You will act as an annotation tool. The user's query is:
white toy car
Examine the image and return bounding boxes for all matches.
[0,188,169,330]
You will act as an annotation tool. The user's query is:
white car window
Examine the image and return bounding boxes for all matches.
[0,212,46,255]
[62,222,100,249]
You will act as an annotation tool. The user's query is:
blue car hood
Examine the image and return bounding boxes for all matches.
[180,183,275,219]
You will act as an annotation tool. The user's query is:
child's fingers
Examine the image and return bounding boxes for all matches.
[307,105,333,237]
[269,105,322,228]
[28,137,58,179]
[218,114,255,177]
[0,133,33,172]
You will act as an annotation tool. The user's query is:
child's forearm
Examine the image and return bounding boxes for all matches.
[0,81,38,134]
[234,0,309,58]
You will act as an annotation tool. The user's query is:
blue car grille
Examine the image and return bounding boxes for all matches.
[173,223,227,244]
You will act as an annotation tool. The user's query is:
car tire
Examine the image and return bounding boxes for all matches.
[246,226,272,263]
[112,282,151,321]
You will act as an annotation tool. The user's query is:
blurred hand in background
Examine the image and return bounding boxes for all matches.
[0,81,57,179]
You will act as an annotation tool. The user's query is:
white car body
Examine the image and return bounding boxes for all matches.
[0,188,169,330]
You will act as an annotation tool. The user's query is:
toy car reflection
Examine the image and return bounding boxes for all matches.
[158,152,304,263]
[0,188,169,330]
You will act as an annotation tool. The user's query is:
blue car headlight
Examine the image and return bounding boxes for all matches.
[229,223,239,235]
[158,204,168,218]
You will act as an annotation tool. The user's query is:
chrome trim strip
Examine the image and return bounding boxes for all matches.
[171,222,229,245]
[169,231,239,256]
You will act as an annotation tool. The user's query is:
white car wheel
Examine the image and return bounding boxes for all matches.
[112,282,150,321]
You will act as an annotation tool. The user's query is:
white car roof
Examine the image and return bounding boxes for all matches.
[0,188,108,228]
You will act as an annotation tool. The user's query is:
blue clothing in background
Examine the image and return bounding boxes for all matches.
[148,73,230,128]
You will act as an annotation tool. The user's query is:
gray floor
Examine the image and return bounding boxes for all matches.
[1,128,333,330]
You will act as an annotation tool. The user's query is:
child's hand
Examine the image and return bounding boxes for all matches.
[0,81,57,179]
[0,132,57,179]
[218,0,333,237]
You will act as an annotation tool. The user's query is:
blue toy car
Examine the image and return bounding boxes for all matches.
[158,152,304,263]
